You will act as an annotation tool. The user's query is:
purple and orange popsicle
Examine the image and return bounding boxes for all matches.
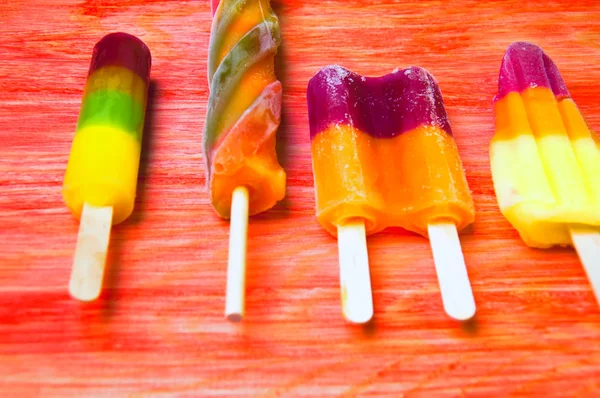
[309,66,474,237]
[308,66,476,322]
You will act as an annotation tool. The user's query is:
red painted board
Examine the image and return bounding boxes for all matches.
[1,0,600,396]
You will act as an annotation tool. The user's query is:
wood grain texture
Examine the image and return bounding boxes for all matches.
[1,0,600,396]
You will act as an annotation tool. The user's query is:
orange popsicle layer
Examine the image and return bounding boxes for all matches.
[312,124,474,237]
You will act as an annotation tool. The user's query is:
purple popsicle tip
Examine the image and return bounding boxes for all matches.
[495,41,570,102]
[89,32,152,82]
[307,65,452,139]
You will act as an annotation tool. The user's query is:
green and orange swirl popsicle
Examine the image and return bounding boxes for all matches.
[63,33,151,301]
[205,0,285,321]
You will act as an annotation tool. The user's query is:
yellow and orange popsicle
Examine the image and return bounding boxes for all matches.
[204,0,285,321]
[63,32,151,301]
[308,66,476,322]
[491,42,600,303]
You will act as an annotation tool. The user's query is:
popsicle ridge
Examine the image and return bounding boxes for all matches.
[308,65,453,139]
[204,0,285,218]
[491,42,600,248]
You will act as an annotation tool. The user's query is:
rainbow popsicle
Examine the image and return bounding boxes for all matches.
[205,0,285,321]
[308,66,476,322]
[63,32,151,301]
[491,42,600,303]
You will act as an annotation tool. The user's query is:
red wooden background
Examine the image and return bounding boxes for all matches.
[1,1,600,396]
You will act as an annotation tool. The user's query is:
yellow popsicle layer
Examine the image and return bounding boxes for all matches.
[63,125,142,224]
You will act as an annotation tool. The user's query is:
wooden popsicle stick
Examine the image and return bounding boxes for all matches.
[225,186,249,322]
[569,225,600,305]
[428,222,476,321]
[68,203,113,302]
[337,219,373,324]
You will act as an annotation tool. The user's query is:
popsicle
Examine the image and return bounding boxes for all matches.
[205,0,286,321]
[491,42,600,303]
[308,65,476,322]
[63,32,151,301]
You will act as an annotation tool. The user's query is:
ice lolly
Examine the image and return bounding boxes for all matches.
[308,66,476,322]
[63,32,151,301]
[491,42,600,303]
[205,0,286,321]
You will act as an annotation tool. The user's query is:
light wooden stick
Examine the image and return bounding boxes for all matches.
[225,186,249,322]
[337,219,373,324]
[570,225,600,305]
[68,203,113,302]
[428,222,476,321]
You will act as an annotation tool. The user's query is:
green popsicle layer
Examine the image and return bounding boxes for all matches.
[76,90,145,140]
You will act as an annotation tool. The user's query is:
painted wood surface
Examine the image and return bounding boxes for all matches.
[1,1,600,396]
